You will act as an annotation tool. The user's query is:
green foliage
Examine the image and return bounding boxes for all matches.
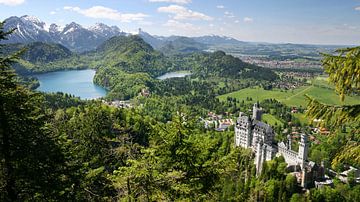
[94,66,154,100]
[175,51,278,81]
[89,35,171,77]
[321,47,360,101]
[1,42,86,73]
[0,21,66,201]
[22,42,73,63]
[306,96,359,130]
[306,46,360,168]
[42,92,85,109]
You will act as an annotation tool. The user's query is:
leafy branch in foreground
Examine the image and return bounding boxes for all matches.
[305,95,360,130]
[332,142,360,168]
[321,46,360,101]
[306,46,360,129]
[306,46,360,168]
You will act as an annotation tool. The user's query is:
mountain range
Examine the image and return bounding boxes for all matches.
[2,15,245,53]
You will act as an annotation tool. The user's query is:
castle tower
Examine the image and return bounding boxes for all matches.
[244,116,252,148]
[298,134,308,169]
[287,134,292,150]
[235,113,253,148]
[252,102,262,121]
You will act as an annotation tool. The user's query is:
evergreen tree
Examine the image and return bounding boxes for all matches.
[0,21,65,201]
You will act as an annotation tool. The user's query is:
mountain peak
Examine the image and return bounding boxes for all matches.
[62,22,83,35]
[20,15,46,30]
[21,15,41,23]
[49,23,64,33]
[89,23,122,37]
[67,22,82,28]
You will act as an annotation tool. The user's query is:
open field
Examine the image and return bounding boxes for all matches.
[218,85,360,107]
[262,114,284,127]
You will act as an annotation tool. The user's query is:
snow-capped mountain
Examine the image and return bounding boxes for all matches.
[3,16,124,52]
[3,15,53,43]
[58,22,103,52]
[2,15,245,52]
[89,23,124,38]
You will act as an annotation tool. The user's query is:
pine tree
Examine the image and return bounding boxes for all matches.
[0,21,65,201]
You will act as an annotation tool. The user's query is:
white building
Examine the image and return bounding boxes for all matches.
[234,103,324,188]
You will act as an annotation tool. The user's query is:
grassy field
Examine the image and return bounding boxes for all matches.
[262,114,284,127]
[292,113,310,125]
[218,85,360,107]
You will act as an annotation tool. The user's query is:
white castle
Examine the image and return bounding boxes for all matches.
[235,103,324,188]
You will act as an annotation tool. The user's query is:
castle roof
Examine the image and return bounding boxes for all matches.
[253,120,273,133]
[237,114,251,123]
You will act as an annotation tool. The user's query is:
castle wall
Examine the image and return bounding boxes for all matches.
[276,144,299,166]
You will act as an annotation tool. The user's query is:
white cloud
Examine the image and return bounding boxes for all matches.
[163,19,200,35]
[0,0,25,6]
[164,19,194,29]
[217,5,225,9]
[355,6,360,11]
[64,6,80,11]
[234,20,240,24]
[243,17,253,23]
[224,11,235,18]
[50,11,57,15]
[149,0,191,4]
[158,5,212,21]
[64,6,148,22]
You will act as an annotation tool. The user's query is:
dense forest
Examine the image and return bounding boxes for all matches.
[1,21,360,201]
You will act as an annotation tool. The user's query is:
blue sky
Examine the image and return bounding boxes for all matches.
[0,0,360,45]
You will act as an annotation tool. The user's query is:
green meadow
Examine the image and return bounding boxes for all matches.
[218,85,360,108]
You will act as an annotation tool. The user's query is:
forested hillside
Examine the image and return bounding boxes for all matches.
[1,19,360,202]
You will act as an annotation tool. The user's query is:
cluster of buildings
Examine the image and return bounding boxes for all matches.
[239,56,321,69]
[202,112,234,132]
[103,100,133,108]
[234,103,331,189]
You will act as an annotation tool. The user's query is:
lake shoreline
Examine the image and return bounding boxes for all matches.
[34,69,107,100]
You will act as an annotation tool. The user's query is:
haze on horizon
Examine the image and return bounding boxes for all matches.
[0,0,359,46]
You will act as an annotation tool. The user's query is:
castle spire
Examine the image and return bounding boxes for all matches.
[287,134,292,150]
[252,102,262,121]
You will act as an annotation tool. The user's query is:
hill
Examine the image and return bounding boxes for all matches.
[159,37,206,55]
[21,42,73,63]
[88,35,171,77]
[0,42,83,74]
[173,50,278,81]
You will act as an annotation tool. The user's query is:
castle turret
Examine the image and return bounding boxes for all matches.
[287,134,292,150]
[298,134,308,169]
[252,102,262,121]
[235,113,252,148]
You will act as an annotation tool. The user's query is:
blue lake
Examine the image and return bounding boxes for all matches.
[157,71,192,80]
[34,69,107,100]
